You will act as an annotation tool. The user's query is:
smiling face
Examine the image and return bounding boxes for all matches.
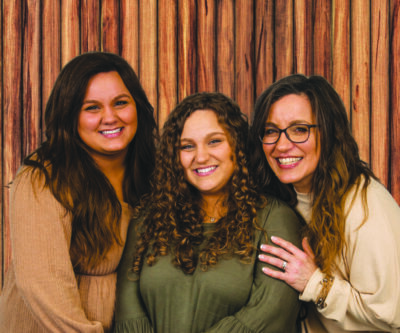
[77,71,138,164]
[179,110,235,200]
[262,94,320,193]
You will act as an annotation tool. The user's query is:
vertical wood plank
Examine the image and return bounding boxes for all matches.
[216,0,235,98]
[178,1,197,101]
[275,0,293,80]
[313,0,331,80]
[139,0,158,114]
[101,0,119,53]
[332,0,350,118]
[294,0,312,75]
[121,0,139,72]
[197,0,216,92]
[351,0,371,163]
[371,0,390,187]
[61,0,80,65]
[158,0,178,127]
[255,0,274,96]
[0,0,3,288]
[235,0,254,116]
[3,0,23,272]
[390,0,400,203]
[42,0,61,117]
[23,0,41,158]
[81,0,101,52]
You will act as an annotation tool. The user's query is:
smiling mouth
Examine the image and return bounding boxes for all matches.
[100,128,122,135]
[195,166,217,175]
[277,157,302,165]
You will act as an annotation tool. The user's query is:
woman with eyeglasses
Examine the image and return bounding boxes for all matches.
[249,74,400,332]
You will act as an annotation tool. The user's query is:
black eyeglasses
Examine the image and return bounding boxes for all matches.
[259,124,318,144]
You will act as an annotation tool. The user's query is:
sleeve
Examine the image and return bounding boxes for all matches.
[204,199,303,333]
[113,216,154,333]
[300,180,400,331]
[10,170,103,332]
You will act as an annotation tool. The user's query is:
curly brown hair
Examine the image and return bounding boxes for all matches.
[250,74,376,274]
[133,92,265,274]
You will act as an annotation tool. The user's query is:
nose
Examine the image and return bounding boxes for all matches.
[275,131,294,151]
[195,145,210,163]
[102,106,118,123]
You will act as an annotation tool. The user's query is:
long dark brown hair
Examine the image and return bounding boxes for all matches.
[133,92,265,275]
[250,74,376,274]
[24,52,157,269]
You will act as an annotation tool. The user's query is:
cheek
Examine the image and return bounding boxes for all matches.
[262,145,274,161]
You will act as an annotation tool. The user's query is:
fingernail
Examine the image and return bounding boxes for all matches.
[258,254,265,260]
[260,244,266,250]
[271,236,276,241]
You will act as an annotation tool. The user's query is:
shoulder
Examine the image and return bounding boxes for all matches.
[345,176,400,242]
[256,196,303,246]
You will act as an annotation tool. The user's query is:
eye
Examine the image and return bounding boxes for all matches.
[115,100,128,107]
[209,138,222,145]
[264,127,279,136]
[84,104,99,111]
[292,125,308,133]
[180,143,195,151]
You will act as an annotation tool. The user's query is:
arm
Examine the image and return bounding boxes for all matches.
[114,216,153,333]
[260,179,400,331]
[205,200,302,333]
[300,181,400,331]
[10,169,103,332]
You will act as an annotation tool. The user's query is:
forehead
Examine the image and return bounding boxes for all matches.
[267,94,314,124]
[181,109,225,137]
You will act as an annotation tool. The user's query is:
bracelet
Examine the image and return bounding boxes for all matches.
[315,275,334,309]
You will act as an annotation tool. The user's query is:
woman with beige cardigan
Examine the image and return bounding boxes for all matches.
[0,52,156,332]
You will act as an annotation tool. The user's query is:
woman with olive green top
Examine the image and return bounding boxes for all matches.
[114,92,302,333]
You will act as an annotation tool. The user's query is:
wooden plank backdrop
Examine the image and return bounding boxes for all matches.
[1,0,399,289]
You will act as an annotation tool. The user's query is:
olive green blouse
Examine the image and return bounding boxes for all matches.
[114,197,302,333]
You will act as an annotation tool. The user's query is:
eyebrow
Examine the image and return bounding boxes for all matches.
[180,131,226,141]
[264,120,312,127]
[82,93,132,105]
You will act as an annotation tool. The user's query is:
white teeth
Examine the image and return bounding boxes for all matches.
[196,166,216,174]
[278,157,302,165]
[101,128,122,135]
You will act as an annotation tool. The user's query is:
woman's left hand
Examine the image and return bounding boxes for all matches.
[259,236,318,293]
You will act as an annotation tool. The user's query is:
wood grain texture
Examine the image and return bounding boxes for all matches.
[255,0,274,97]
[101,0,119,53]
[2,0,400,290]
[351,0,371,163]
[197,0,216,92]
[216,0,235,98]
[313,0,331,80]
[81,0,100,52]
[158,0,178,127]
[3,0,23,272]
[121,0,139,72]
[178,1,197,101]
[139,0,158,113]
[61,0,80,65]
[235,0,254,116]
[332,0,350,118]
[390,0,400,202]
[42,0,61,116]
[275,0,293,80]
[294,0,312,75]
[371,0,390,187]
[23,0,41,158]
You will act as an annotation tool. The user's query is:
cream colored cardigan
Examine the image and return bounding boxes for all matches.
[0,167,131,332]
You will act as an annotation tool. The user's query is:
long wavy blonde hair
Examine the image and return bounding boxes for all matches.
[250,74,376,274]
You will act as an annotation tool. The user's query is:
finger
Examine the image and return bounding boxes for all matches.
[302,237,315,259]
[261,266,286,281]
[259,244,291,262]
[270,235,304,256]
[258,253,287,270]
